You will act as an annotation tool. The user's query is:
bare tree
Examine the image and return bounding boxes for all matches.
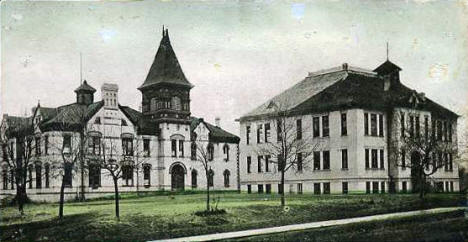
[192,138,215,212]
[257,102,319,207]
[390,110,457,199]
[131,137,151,197]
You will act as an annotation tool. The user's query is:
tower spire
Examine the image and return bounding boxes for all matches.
[162,25,165,37]
[80,52,83,85]
[386,42,389,60]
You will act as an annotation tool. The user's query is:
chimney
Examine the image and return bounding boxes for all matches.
[342,63,348,71]
[215,117,220,127]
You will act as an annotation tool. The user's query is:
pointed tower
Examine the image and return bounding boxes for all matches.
[138,28,193,124]
[74,80,96,105]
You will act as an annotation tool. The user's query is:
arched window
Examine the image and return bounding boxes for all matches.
[191,142,197,160]
[35,163,42,189]
[207,143,214,161]
[143,164,151,187]
[208,169,214,187]
[89,163,101,188]
[223,144,229,161]
[223,170,230,188]
[122,164,134,186]
[64,163,73,187]
[172,96,181,111]
[150,98,157,111]
[44,163,50,188]
[191,169,198,188]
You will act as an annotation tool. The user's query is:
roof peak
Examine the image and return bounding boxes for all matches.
[373,60,402,75]
[308,63,376,77]
[74,80,96,93]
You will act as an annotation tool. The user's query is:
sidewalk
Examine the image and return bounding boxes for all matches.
[155,207,465,242]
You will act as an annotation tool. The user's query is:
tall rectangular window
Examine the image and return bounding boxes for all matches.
[314,183,321,194]
[296,119,302,140]
[401,149,406,169]
[431,119,436,141]
[313,117,320,137]
[371,149,378,168]
[424,116,429,141]
[314,151,321,170]
[122,138,134,156]
[265,155,270,172]
[342,149,348,169]
[247,156,251,173]
[178,140,184,157]
[448,122,452,142]
[143,164,151,186]
[378,114,384,137]
[276,120,282,142]
[322,115,329,137]
[401,113,405,138]
[381,182,386,194]
[449,153,453,171]
[366,181,371,194]
[364,113,369,136]
[257,124,263,143]
[35,137,41,156]
[443,121,448,141]
[323,151,330,170]
[63,135,71,153]
[341,113,347,136]
[379,149,384,169]
[264,123,271,143]
[365,149,369,169]
[44,136,49,155]
[143,139,150,157]
[257,156,263,173]
[437,120,442,141]
[323,182,330,194]
[171,140,177,157]
[415,116,420,138]
[372,181,379,193]
[64,163,73,187]
[342,182,348,194]
[246,126,251,145]
[297,153,303,171]
[35,164,42,188]
[370,114,377,136]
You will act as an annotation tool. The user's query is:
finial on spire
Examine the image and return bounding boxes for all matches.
[386,42,389,60]
[80,52,83,85]
[162,25,165,37]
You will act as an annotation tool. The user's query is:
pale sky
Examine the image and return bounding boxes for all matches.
[1,0,468,135]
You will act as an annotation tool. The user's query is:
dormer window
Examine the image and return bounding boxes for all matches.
[94,117,101,124]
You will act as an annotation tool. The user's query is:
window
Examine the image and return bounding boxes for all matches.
[314,151,321,170]
[191,170,197,188]
[365,149,369,169]
[223,170,230,188]
[266,184,272,194]
[2,144,8,161]
[191,142,197,160]
[448,122,452,142]
[121,119,128,126]
[223,144,229,161]
[276,120,282,142]
[246,126,251,145]
[449,153,453,171]
[401,149,406,169]
[378,114,384,137]
[443,121,448,141]
[247,184,252,194]
[364,113,369,136]
[122,165,134,186]
[341,113,347,136]
[400,113,405,137]
[372,182,379,193]
[10,170,14,189]
[437,120,442,141]
[44,136,49,155]
[265,155,270,172]
[371,149,378,169]
[63,135,71,153]
[342,149,348,169]
[450,181,454,192]
[379,149,384,169]
[297,183,303,194]
[424,116,429,140]
[64,163,73,187]
[264,123,271,143]
[207,143,214,161]
[88,136,101,155]
[445,181,449,192]
[257,124,263,143]
[143,164,151,187]
[415,116,420,138]
[297,153,303,171]
[45,164,50,188]
[313,117,320,137]
[122,138,133,156]
[28,165,32,188]
[381,182,385,194]
[35,137,41,156]
[366,182,370,194]
[370,114,377,136]
[409,115,414,138]
[257,156,263,173]
[2,170,7,190]
[444,153,449,171]
[431,119,436,141]
[35,164,42,188]
[172,96,181,111]
[171,140,177,157]
[208,169,214,187]
[143,139,150,157]
[314,183,321,194]
[258,184,264,193]
[323,151,330,170]
[323,182,330,194]
[402,181,407,193]
[342,182,348,194]
[247,156,251,173]
[296,119,302,140]
[322,115,329,137]
[89,164,101,188]
[178,140,184,157]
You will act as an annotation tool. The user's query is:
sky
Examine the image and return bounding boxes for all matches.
[1,0,468,136]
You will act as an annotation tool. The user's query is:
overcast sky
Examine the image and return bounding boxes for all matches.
[1,0,468,134]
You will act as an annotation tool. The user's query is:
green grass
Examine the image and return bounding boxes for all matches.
[1,192,465,241]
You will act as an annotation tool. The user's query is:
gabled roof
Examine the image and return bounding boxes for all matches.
[191,117,240,143]
[373,60,402,75]
[3,116,33,137]
[139,28,193,90]
[40,101,103,132]
[119,105,159,136]
[74,80,96,93]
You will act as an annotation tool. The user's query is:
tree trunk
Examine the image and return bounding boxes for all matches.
[419,174,425,200]
[59,176,66,219]
[113,177,120,220]
[280,170,285,207]
[136,167,140,197]
[16,185,24,215]
[206,171,210,211]
[80,132,85,202]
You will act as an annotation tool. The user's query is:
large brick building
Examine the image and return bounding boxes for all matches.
[239,61,459,194]
[0,29,239,201]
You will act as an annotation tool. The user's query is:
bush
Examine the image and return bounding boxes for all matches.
[194,209,227,217]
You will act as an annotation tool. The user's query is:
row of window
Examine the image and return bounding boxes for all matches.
[180,141,230,162]
[147,96,190,112]
[364,149,385,170]
[400,149,454,171]
[190,169,231,188]
[400,113,453,142]
[246,182,349,195]
[364,112,384,137]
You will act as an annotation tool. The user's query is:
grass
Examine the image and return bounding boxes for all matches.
[0,192,465,241]
[227,210,468,242]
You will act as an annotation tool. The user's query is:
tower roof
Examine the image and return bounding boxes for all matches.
[74,80,96,93]
[139,28,193,90]
[373,60,402,75]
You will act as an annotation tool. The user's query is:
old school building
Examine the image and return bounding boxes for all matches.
[239,60,459,194]
[0,29,240,201]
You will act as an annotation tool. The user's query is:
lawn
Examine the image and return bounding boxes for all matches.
[0,192,465,241]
